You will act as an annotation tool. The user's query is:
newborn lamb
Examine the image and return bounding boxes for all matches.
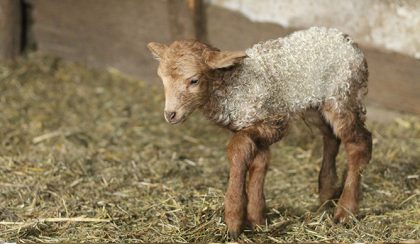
[147,27,372,239]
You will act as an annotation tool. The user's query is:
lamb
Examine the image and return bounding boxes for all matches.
[147,27,372,239]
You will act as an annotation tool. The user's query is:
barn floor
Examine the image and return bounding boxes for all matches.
[0,54,419,243]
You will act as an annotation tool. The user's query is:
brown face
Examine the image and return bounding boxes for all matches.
[157,57,211,124]
[147,40,247,125]
[147,41,212,124]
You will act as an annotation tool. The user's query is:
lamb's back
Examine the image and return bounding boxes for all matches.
[246,27,366,110]
[219,27,367,130]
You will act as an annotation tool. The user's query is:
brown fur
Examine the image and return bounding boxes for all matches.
[247,148,270,226]
[147,39,372,238]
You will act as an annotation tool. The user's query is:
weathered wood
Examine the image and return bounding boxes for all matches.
[167,0,206,41]
[0,0,21,61]
[188,0,207,42]
[32,0,206,82]
[30,1,420,115]
[33,0,173,82]
[364,49,420,115]
[167,0,195,40]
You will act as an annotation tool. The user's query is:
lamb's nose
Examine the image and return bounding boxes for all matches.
[164,111,177,122]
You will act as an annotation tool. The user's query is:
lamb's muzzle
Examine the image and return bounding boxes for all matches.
[164,111,178,124]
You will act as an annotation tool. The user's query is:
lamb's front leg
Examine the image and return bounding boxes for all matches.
[225,131,258,239]
[247,148,270,228]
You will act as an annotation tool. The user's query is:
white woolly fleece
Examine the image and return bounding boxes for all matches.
[206,27,368,131]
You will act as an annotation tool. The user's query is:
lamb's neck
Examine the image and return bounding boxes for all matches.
[209,66,238,91]
[200,68,238,129]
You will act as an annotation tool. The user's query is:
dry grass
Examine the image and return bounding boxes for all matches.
[0,53,419,243]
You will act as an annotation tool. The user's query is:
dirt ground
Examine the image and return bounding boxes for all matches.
[0,54,419,242]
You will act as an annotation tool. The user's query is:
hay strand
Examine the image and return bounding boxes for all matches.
[0,217,111,225]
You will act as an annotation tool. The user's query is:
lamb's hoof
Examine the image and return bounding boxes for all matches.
[247,217,266,230]
[225,212,245,240]
[333,207,355,226]
[333,211,347,224]
[228,230,241,240]
[319,187,342,207]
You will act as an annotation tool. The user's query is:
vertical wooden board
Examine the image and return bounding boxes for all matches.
[365,49,420,115]
[0,0,21,61]
[188,0,207,42]
[167,0,195,40]
[32,0,207,82]
[32,0,173,81]
[167,0,206,41]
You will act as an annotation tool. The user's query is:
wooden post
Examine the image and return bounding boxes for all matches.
[0,0,21,61]
[188,0,207,42]
[167,0,207,42]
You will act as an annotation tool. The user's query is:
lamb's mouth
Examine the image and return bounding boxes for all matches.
[168,115,187,125]
[164,107,195,125]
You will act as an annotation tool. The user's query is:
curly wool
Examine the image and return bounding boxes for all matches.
[208,27,368,130]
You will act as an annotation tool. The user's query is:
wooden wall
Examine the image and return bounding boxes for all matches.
[1,0,419,114]
[31,0,204,82]
[0,0,21,61]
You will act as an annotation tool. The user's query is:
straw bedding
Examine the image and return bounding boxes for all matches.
[0,54,418,242]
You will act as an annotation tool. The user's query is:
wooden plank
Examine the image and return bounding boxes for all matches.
[167,0,195,40]
[364,49,420,115]
[188,0,207,42]
[167,0,206,41]
[32,0,173,82]
[0,0,21,61]
[32,0,206,82]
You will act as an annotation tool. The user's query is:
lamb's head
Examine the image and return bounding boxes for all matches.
[147,40,246,124]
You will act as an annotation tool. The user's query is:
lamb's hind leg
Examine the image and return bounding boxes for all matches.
[323,104,372,223]
[335,123,371,222]
[316,114,342,204]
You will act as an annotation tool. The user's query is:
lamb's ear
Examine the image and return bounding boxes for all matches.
[147,42,168,60]
[204,50,247,69]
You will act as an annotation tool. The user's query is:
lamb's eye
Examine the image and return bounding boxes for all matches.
[190,79,199,85]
